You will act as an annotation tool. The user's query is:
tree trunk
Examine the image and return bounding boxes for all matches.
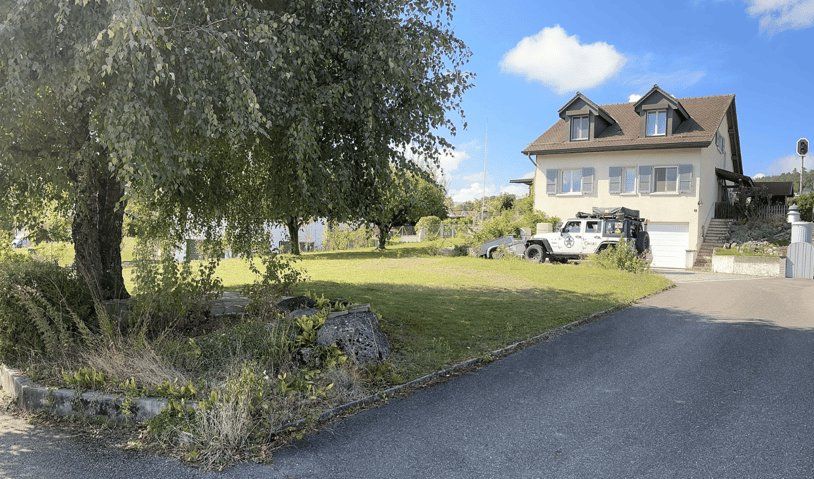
[71,160,129,300]
[286,217,301,255]
[377,223,389,250]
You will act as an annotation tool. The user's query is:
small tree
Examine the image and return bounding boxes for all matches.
[366,170,447,250]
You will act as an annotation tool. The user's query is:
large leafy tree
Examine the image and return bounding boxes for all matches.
[366,169,448,250]
[0,0,470,298]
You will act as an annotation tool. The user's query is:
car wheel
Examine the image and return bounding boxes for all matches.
[635,231,650,255]
[523,244,545,263]
[490,248,504,260]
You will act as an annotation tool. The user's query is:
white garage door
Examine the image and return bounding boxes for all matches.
[648,223,689,269]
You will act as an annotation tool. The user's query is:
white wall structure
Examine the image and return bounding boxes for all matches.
[268,219,327,251]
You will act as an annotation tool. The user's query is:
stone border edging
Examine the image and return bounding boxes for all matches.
[271,284,674,437]
[0,365,170,422]
[1,283,672,432]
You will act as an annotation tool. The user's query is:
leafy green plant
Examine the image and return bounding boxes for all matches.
[473,196,557,243]
[594,240,650,274]
[243,253,307,317]
[416,216,442,241]
[0,254,95,362]
[796,193,814,222]
[62,367,107,390]
[130,240,223,335]
[324,225,376,251]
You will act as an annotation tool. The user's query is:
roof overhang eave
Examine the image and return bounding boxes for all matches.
[523,140,712,156]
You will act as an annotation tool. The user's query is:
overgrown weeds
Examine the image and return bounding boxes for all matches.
[593,240,650,274]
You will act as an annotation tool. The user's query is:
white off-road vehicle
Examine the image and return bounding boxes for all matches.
[523,207,650,263]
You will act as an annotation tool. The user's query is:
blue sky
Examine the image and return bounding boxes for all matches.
[442,0,814,202]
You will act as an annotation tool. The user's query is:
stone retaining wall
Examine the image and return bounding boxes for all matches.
[0,365,170,422]
[711,254,785,277]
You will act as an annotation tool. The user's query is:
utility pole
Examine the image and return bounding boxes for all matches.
[797,138,809,195]
[480,121,489,223]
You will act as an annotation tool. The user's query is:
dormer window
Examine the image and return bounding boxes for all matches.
[570,116,589,141]
[646,110,667,137]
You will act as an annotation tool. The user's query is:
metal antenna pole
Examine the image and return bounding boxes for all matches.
[480,121,488,223]
[801,155,806,195]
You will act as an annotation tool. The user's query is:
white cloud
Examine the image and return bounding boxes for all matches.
[500,184,531,198]
[766,154,803,174]
[746,0,814,32]
[628,94,643,103]
[439,149,469,176]
[451,182,497,203]
[500,25,627,94]
[753,172,767,179]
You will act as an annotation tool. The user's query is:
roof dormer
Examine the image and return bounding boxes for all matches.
[558,92,617,142]
[633,85,691,137]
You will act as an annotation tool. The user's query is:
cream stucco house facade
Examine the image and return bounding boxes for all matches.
[522,86,748,269]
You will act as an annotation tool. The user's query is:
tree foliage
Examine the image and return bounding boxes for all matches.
[0,0,471,297]
[366,170,448,249]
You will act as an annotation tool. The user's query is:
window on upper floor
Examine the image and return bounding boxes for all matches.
[560,169,583,194]
[653,166,678,192]
[715,131,726,154]
[570,116,589,141]
[646,110,667,137]
[622,167,636,193]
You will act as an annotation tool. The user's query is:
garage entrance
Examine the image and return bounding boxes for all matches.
[648,223,690,269]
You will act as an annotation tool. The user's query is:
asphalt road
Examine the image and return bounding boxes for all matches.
[2,275,813,478]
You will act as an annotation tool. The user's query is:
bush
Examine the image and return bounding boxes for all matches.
[473,196,557,243]
[324,225,375,251]
[415,216,442,240]
[593,240,650,274]
[796,193,814,222]
[130,240,223,336]
[0,251,95,363]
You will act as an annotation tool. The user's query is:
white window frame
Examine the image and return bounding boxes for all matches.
[646,110,667,137]
[621,166,637,194]
[570,116,589,141]
[559,168,583,194]
[715,131,726,154]
[652,165,679,193]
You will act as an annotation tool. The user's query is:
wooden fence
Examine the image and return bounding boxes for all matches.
[715,202,787,220]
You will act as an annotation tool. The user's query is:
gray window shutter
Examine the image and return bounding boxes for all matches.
[638,165,652,194]
[546,169,558,195]
[679,164,694,194]
[581,167,594,194]
[608,167,622,194]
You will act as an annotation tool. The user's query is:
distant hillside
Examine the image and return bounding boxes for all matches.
[754,169,814,194]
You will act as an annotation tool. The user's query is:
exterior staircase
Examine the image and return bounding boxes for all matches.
[694,219,732,270]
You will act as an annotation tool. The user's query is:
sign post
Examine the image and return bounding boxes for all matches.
[797,138,809,195]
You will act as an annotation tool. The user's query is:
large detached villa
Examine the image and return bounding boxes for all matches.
[522,85,750,269]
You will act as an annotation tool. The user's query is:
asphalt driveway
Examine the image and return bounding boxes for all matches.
[2,275,814,478]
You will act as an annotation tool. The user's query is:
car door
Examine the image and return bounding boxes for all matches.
[582,220,602,253]
[559,220,584,254]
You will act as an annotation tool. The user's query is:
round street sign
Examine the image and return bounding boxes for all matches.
[798,138,809,156]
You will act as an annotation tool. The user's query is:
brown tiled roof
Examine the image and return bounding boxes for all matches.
[523,94,735,155]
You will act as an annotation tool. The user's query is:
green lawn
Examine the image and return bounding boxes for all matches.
[31,240,671,380]
[213,244,672,380]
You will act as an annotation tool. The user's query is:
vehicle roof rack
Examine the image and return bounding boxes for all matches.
[575,207,644,221]
[592,207,641,220]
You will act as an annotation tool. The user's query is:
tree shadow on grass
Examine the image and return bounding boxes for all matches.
[299,280,632,380]
[300,245,446,261]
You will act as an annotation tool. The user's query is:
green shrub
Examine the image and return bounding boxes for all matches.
[0,252,95,362]
[415,216,442,240]
[130,240,223,335]
[796,193,814,222]
[324,225,375,250]
[473,196,557,243]
[593,240,650,274]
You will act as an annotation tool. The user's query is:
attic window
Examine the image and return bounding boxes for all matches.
[646,110,667,137]
[570,116,589,141]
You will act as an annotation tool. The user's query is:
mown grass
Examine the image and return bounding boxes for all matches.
[29,240,671,381]
[213,245,671,380]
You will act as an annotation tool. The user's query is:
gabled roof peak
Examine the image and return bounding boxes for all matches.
[557,92,616,125]
[633,85,690,120]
